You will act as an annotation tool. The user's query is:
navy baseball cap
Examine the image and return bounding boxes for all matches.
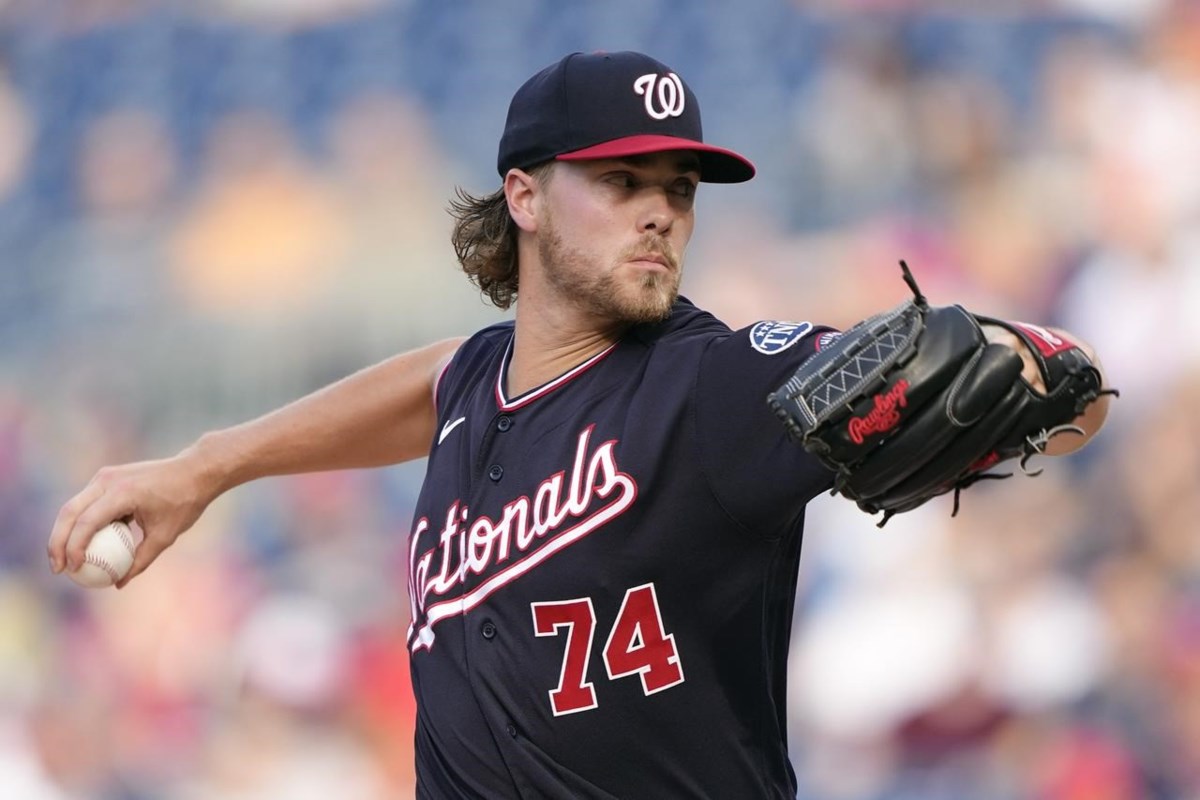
[497,51,756,184]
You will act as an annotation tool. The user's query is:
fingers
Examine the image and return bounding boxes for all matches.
[62,492,138,576]
[47,480,106,574]
[50,452,212,588]
[48,465,145,575]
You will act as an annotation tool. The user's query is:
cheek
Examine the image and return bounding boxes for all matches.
[560,205,625,254]
[676,213,695,245]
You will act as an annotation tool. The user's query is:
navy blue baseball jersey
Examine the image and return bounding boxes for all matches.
[406,298,834,799]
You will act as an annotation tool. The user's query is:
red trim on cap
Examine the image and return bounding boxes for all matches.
[556,134,755,183]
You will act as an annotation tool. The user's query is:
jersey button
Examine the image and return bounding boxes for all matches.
[481,621,497,640]
[497,416,512,432]
[506,722,517,738]
[487,464,504,482]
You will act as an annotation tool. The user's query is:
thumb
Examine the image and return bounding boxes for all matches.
[948,343,1023,425]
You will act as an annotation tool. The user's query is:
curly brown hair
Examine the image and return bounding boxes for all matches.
[448,163,554,310]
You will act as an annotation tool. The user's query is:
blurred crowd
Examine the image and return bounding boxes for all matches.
[1,1,1199,798]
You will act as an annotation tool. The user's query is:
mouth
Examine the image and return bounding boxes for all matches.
[626,254,672,273]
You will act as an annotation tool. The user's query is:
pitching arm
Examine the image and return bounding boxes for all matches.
[48,337,465,587]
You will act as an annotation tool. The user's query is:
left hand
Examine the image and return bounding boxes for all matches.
[767,261,1118,523]
[981,323,1111,456]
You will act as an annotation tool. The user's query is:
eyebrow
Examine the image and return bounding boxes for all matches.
[619,153,702,175]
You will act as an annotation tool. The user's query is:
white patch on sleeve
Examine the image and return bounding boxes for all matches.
[749,320,814,355]
[816,331,842,351]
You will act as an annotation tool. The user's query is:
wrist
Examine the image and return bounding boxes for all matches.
[186,430,247,499]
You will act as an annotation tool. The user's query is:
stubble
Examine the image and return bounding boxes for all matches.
[537,220,681,325]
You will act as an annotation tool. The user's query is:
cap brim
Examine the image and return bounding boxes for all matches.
[556,134,755,184]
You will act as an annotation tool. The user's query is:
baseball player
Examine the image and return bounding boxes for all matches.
[48,51,1111,798]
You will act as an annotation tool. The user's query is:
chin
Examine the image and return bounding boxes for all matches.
[619,285,676,323]
[586,271,678,324]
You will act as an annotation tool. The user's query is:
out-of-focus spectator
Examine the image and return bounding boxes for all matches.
[322,90,504,344]
[57,108,179,328]
[0,64,32,205]
[174,594,390,800]
[168,109,349,320]
[210,0,387,27]
[1054,14,1200,414]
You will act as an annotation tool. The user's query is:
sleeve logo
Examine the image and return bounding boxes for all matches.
[749,320,813,355]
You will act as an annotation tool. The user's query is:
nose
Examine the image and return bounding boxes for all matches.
[637,189,675,234]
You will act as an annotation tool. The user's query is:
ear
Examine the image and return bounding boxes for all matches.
[504,168,541,233]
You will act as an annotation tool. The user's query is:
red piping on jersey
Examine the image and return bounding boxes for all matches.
[494,338,618,411]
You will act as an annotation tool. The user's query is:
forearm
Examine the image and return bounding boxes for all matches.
[189,337,464,495]
[49,336,465,581]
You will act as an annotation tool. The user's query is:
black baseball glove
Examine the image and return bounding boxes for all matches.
[768,262,1117,525]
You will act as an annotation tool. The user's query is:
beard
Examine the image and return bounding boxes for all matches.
[537,219,682,325]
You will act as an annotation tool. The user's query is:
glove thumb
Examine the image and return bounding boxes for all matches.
[948,343,1023,425]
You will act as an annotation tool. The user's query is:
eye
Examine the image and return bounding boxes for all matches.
[671,179,697,199]
[605,172,638,189]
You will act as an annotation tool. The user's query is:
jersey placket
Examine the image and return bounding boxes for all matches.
[460,406,528,782]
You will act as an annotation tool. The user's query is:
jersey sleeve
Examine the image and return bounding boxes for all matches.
[693,321,838,538]
[429,322,512,430]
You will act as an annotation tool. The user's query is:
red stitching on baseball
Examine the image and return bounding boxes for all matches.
[84,553,120,583]
[113,523,135,552]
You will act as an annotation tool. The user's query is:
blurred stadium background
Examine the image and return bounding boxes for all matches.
[1,1,1198,798]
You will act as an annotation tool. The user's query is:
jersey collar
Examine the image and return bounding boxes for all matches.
[494,335,618,411]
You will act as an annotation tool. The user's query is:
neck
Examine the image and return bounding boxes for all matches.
[507,300,627,397]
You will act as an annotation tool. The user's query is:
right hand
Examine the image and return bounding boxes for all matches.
[47,448,218,588]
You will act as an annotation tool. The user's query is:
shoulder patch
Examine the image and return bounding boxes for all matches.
[749,320,814,355]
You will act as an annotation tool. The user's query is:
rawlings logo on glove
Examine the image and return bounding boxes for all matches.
[768,262,1118,525]
[847,380,910,444]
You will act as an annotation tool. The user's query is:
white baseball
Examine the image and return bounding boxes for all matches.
[69,520,137,588]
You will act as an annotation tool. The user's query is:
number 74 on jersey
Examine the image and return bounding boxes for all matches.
[531,582,685,716]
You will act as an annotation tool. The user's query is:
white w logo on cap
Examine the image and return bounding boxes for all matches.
[633,73,685,120]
